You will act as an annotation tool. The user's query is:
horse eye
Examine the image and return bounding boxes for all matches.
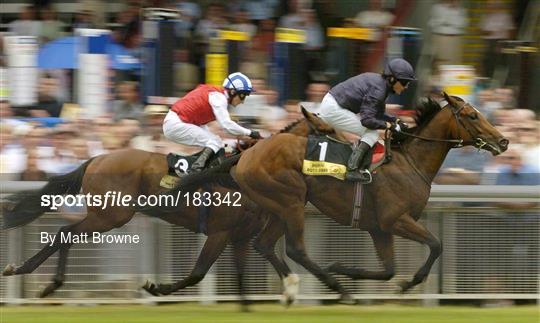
[468,113,478,120]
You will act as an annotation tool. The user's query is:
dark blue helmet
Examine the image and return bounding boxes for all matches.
[384,58,416,81]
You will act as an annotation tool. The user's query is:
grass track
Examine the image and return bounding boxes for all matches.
[1,303,538,323]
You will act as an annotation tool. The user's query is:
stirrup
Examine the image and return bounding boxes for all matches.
[345,169,372,183]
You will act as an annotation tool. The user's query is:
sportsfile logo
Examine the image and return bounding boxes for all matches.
[40,191,242,210]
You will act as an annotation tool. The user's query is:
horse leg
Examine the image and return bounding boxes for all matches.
[327,229,396,281]
[143,231,230,296]
[282,209,354,304]
[232,239,250,312]
[3,223,77,276]
[253,217,299,305]
[39,243,71,298]
[391,214,442,292]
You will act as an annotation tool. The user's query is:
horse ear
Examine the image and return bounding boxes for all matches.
[301,106,311,119]
[301,105,334,134]
[442,92,460,109]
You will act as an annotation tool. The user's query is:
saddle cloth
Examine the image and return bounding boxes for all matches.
[302,135,386,180]
[166,152,200,176]
[161,150,226,189]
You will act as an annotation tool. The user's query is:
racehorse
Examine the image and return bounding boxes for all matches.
[1,116,331,307]
[2,119,333,304]
[164,93,509,302]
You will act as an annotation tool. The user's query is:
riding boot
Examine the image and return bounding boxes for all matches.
[190,147,215,172]
[345,142,372,183]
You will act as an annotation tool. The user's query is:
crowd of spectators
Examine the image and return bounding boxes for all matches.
[0,0,537,191]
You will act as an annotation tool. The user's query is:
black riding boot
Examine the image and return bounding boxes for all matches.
[190,147,214,172]
[345,142,373,183]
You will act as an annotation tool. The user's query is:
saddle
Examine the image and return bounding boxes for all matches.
[302,135,388,181]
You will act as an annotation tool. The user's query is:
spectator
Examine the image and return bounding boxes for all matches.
[0,125,26,179]
[494,147,540,208]
[9,5,41,38]
[251,18,277,61]
[174,0,201,37]
[173,49,199,97]
[513,120,540,172]
[35,75,64,117]
[300,9,324,51]
[195,3,228,44]
[111,81,144,122]
[353,0,394,42]
[435,146,491,185]
[131,105,168,152]
[278,0,304,29]
[230,9,257,37]
[243,0,278,21]
[353,0,394,71]
[19,149,47,181]
[479,0,515,78]
[302,82,331,113]
[39,6,65,43]
[428,0,468,67]
[72,10,96,30]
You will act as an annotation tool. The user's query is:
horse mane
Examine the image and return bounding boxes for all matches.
[279,118,306,134]
[391,97,443,146]
[412,97,443,130]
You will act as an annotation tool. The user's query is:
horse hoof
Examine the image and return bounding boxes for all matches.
[325,261,341,273]
[280,293,295,307]
[339,293,356,305]
[142,281,160,296]
[156,284,173,296]
[2,264,16,276]
[397,280,411,293]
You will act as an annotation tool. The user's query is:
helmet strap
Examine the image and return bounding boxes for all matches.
[387,76,397,93]
[226,88,237,104]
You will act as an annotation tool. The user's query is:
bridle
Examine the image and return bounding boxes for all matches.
[398,100,487,149]
[395,99,488,187]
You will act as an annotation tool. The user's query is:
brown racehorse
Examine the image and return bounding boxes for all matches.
[1,117,330,306]
[165,93,509,302]
[0,162,281,305]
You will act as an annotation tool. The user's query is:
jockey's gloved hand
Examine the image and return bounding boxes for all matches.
[389,122,402,133]
[396,119,409,131]
[249,130,263,139]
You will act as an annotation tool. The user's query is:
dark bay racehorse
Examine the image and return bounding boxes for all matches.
[1,116,331,305]
[168,93,509,302]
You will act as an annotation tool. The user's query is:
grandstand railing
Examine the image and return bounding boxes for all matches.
[1,182,538,304]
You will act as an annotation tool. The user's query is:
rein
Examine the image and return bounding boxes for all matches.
[392,99,486,187]
[398,101,486,149]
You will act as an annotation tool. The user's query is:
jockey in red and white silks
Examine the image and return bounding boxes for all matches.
[163,72,262,171]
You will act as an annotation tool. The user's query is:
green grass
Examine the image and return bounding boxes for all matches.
[1,303,538,323]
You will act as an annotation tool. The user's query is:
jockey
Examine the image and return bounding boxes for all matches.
[163,72,263,172]
[319,58,416,182]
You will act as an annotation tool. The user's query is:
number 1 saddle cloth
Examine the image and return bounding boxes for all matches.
[302,135,386,180]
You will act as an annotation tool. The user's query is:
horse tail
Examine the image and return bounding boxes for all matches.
[3,158,94,229]
[135,154,241,217]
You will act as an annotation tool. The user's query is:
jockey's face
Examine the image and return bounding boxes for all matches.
[393,79,409,95]
[231,95,245,107]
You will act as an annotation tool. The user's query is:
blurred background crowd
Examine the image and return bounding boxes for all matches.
[0,0,538,187]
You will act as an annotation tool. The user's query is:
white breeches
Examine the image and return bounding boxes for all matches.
[163,111,222,153]
[318,93,380,147]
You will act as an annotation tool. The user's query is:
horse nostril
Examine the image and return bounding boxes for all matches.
[499,138,509,150]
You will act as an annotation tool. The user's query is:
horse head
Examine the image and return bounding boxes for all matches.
[442,92,508,155]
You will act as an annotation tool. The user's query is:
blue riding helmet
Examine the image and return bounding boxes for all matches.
[222,72,253,94]
[384,58,416,82]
